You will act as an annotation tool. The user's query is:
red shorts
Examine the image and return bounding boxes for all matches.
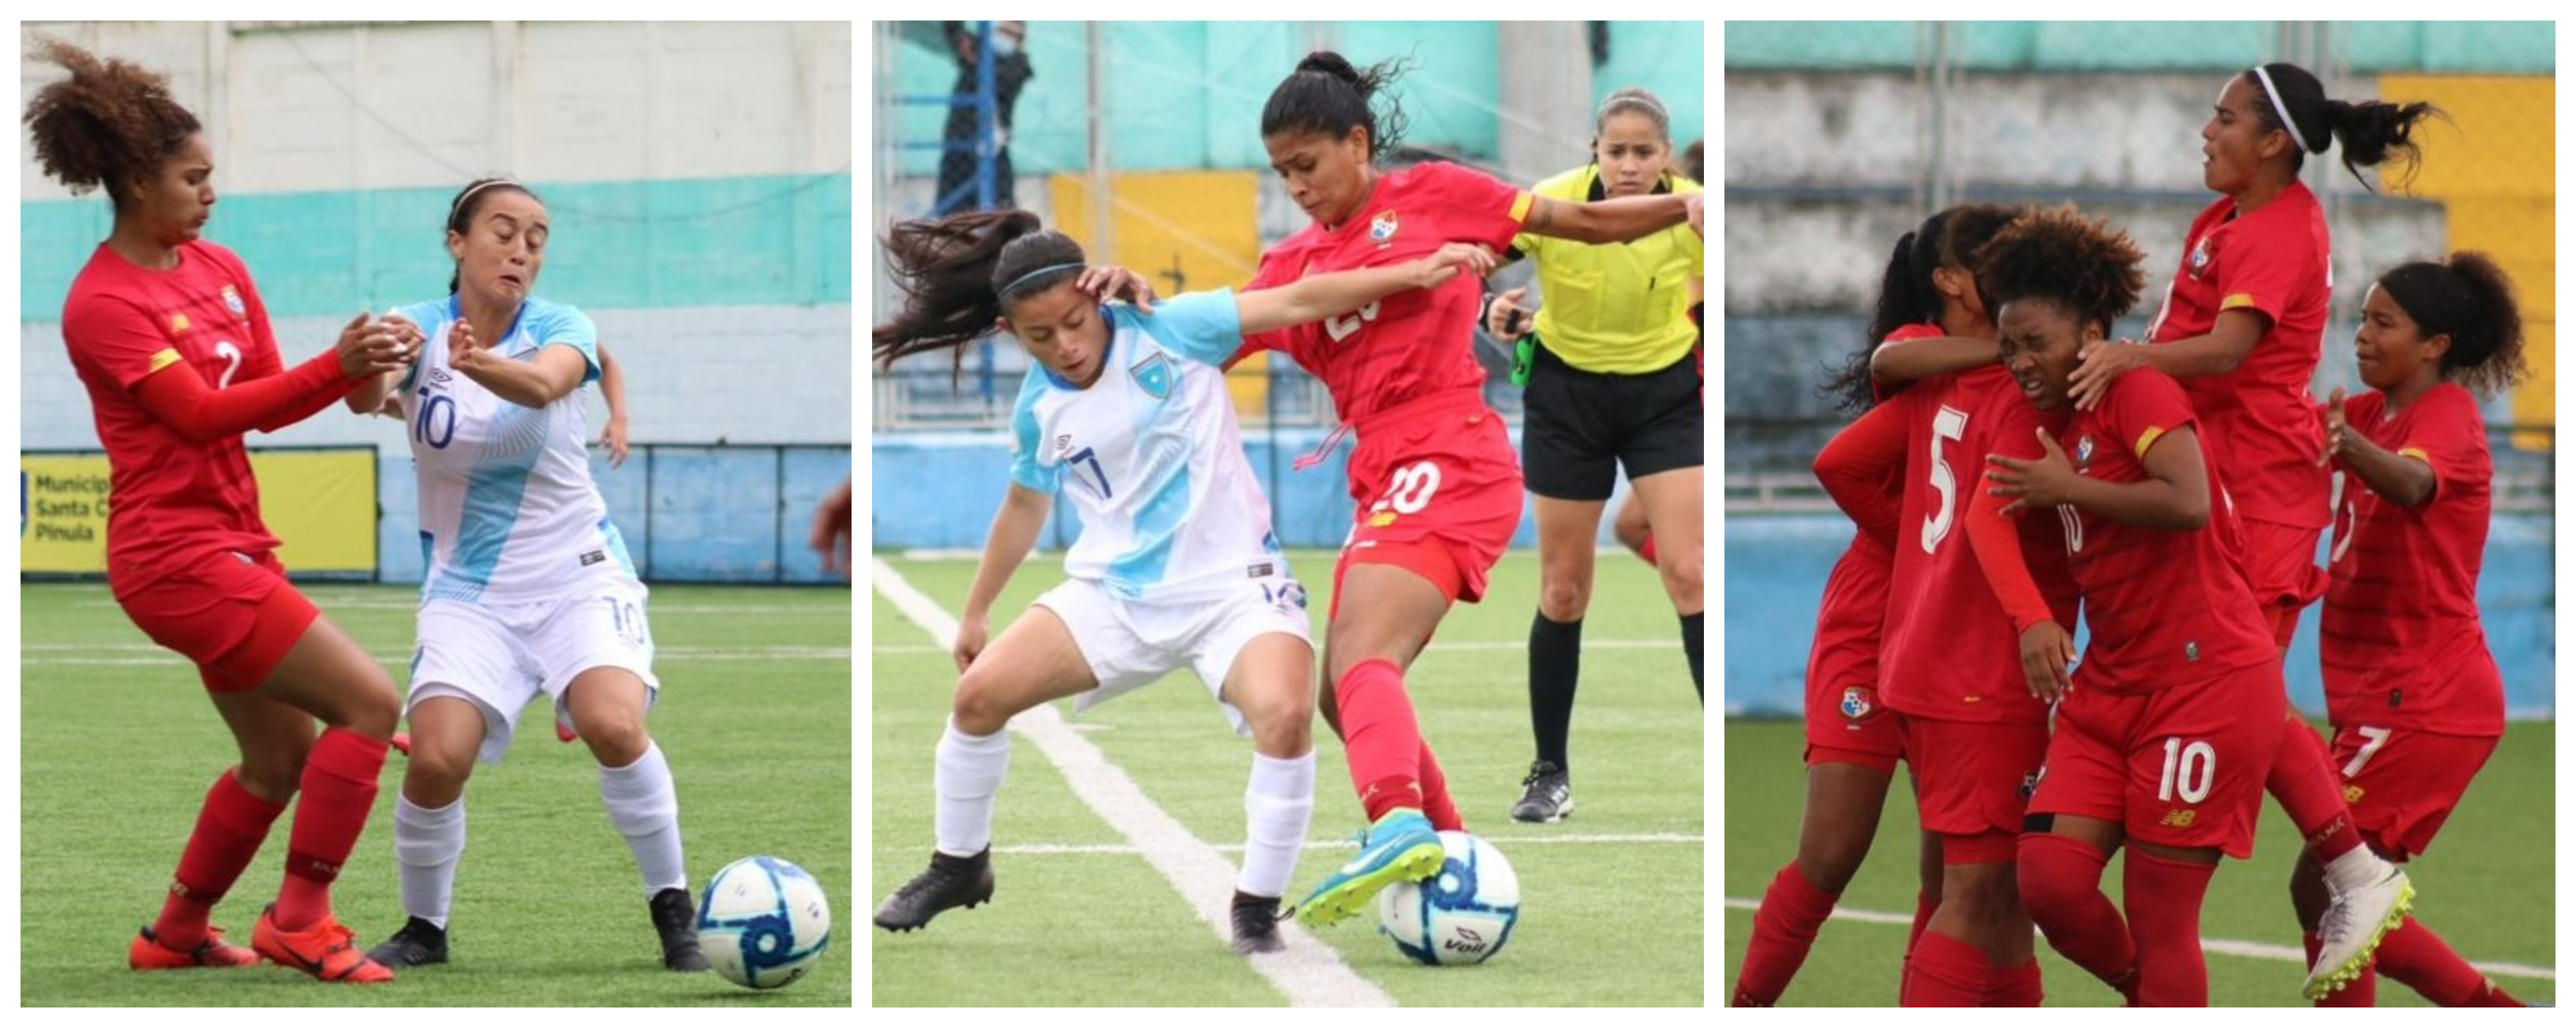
[1900,714,2046,851]
[2240,519,2325,645]
[2329,723,2499,860]
[2028,662,2286,859]
[115,548,320,692]
[1328,395,1523,620]
[1803,544,1902,772]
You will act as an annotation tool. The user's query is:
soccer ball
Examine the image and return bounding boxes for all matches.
[1376,831,1520,966]
[697,855,833,989]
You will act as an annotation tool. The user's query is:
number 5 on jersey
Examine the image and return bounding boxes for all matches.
[1922,406,1968,553]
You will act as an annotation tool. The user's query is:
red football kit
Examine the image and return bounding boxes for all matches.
[2024,371,2282,858]
[62,241,345,689]
[1238,160,1535,610]
[2320,383,2504,857]
[2145,181,2333,626]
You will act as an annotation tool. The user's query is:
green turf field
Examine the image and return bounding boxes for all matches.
[1724,716,2556,1007]
[871,549,1706,1006]
[18,582,852,1007]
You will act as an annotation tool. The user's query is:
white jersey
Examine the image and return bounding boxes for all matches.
[1009,290,1285,604]
[391,294,634,604]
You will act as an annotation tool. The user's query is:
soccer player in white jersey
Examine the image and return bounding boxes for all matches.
[871,209,1495,955]
[344,178,707,971]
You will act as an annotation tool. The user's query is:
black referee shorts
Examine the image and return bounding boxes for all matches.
[1520,339,1704,502]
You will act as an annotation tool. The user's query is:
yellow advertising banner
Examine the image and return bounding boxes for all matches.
[21,448,377,575]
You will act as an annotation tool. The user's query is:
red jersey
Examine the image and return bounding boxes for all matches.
[2055,371,2275,693]
[1881,366,2079,722]
[2144,180,2332,529]
[62,241,284,591]
[2320,383,2503,736]
[1236,160,1532,423]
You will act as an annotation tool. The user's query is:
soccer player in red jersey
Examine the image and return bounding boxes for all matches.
[2296,254,2528,1007]
[1980,207,2286,1007]
[2061,64,2442,986]
[1234,52,1699,927]
[25,39,410,983]
[1732,204,2025,1007]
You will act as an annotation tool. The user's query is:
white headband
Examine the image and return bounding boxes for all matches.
[449,179,522,223]
[2251,66,2312,154]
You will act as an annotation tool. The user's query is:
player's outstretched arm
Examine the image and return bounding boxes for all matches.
[597,342,632,468]
[1233,242,1498,335]
[2067,309,2266,409]
[954,484,1053,671]
[1871,334,1999,385]
[1522,192,1696,246]
[1990,425,2210,529]
[448,318,590,409]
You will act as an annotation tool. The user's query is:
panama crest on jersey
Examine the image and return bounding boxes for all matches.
[1840,686,1874,720]
[220,284,245,317]
[2187,235,2213,279]
[1129,351,1173,399]
[2074,435,2095,470]
[1369,209,1400,246]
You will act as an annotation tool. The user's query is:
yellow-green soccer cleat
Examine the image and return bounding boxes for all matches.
[1295,809,1444,929]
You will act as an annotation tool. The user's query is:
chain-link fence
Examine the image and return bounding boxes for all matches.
[1723,20,2556,509]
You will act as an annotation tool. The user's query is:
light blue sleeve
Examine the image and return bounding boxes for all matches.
[1007,373,1060,494]
[529,300,602,384]
[1134,288,1243,367]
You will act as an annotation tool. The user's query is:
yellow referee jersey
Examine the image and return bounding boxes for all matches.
[1510,165,1704,375]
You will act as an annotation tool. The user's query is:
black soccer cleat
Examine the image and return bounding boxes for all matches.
[1511,760,1574,824]
[365,916,450,968]
[874,847,995,932]
[649,887,710,971]
[1230,891,1287,955]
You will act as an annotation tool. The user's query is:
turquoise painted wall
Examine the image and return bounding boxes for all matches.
[1724,20,2554,73]
[19,173,851,322]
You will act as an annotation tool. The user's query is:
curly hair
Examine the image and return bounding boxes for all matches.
[873,208,1088,375]
[1974,206,2146,337]
[1820,203,2020,413]
[2377,251,2529,396]
[22,36,201,207]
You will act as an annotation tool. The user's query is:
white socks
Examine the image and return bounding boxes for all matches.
[1239,750,1316,899]
[599,741,689,894]
[2324,845,2391,894]
[935,720,1012,858]
[394,795,465,928]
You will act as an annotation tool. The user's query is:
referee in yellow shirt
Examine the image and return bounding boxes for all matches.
[1483,88,1704,824]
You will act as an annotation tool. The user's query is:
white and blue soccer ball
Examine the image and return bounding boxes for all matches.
[698,855,832,989]
[1376,831,1520,966]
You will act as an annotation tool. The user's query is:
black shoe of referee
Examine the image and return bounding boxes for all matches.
[1511,760,1574,824]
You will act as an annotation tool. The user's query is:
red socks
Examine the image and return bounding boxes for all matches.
[274,728,388,930]
[2122,848,2215,1007]
[1636,533,1658,566]
[1336,659,1425,822]
[1899,890,1938,1001]
[1983,959,2043,1006]
[2378,917,2523,1006]
[154,770,289,948]
[2017,832,2138,1002]
[1902,929,1990,1007]
[1416,742,1462,832]
[2269,720,2363,862]
[1735,862,1837,1006]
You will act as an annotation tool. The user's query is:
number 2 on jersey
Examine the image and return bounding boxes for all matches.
[1921,406,1968,554]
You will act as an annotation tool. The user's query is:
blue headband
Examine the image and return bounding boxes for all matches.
[999,262,1084,297]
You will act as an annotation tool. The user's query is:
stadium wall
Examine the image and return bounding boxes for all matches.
[1723,514,2558,720]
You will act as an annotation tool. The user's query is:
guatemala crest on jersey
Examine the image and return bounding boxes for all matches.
[1840,686,1874,720]
[1129,351,1173,399]
[1369,209,1400,245]
[220,284,245,317]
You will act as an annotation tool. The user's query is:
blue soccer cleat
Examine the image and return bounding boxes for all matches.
[1295,809,1444,929]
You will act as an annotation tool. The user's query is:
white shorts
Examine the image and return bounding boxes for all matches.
[1033,569,1314,737]
[407,576,660,764]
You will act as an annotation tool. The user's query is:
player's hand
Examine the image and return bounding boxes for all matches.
[1986,428,2080,515]
[809,477,854,578]
[447,318,496,376]
[333,312,409,379]
[2018,620,2076,701]
[1484,286,1532,338]
[1684,191,1704,237]
[2067,338,2148,411]
[952,611,990,671]
[1076,265,1157,314]
[380,312,426,357]
[600,415,631,469]
[1413,243,1498,290]
[2320,387,2352,466]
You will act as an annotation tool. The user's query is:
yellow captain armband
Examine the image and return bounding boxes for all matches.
[2219,293,2259,311]
[1508,193,1534,224]
[147,348,184,374]
[2397,446,2431,465]
[2133,425,2166,458]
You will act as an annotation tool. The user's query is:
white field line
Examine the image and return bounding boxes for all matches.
[877,832,1704,856]
[871,556,1395,1008]
[24,645,848,665]
[871,639,1679,655]
[1720,897,2555,982]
